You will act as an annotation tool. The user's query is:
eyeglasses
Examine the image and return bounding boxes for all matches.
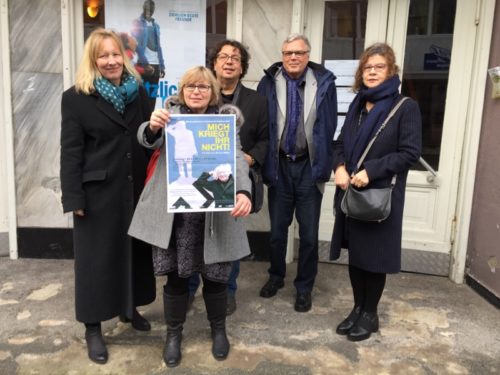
[281,50,309,58]
[216,53,241,63]
[363,63,387,72]
[184,84,211,93]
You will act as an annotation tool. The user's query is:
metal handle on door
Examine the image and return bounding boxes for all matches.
[418,157,439,184]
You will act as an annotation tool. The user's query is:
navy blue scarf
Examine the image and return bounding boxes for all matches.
[283,68,307,158]
[343,75,401,172]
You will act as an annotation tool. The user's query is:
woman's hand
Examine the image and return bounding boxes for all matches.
[350,170,369,188]
[149,109,170,134]
[74,209,85,217]
[334,164,351,190]
[231,193,251,217]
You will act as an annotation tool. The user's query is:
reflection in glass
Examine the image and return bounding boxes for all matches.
[402,0,456,170]
[322,1,367,62]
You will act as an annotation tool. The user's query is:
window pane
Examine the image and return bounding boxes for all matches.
[322,1,367,61]
[206,0,227,62]
[407,0,429,35]
[83,0,105,39]
[402,0,457,170]
[432,0,456,34]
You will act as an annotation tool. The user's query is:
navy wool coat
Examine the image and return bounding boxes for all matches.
[60,86,156,323]
[330,95,422,273]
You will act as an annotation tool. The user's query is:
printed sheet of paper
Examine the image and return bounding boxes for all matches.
[166,114,236,212]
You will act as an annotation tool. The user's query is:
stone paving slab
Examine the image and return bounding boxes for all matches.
[0,258,499,375]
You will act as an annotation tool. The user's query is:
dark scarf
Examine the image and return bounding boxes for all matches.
[94,74,139,114]
[343,75,401,172]
[283,68,307,158]
[180,104,219,115]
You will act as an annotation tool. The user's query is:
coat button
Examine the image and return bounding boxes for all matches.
[126,152,132,158]
[128,175,133,182]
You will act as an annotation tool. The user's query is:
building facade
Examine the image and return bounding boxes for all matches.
[0,0,498,305]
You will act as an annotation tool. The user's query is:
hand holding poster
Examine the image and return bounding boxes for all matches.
[166,114,236,212]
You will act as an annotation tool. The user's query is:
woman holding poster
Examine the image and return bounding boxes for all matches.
[128,66,252,367]
[60,29,156,365]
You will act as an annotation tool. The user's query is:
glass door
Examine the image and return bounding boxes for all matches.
[308,0,477,275]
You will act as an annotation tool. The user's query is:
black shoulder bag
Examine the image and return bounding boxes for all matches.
[340,97,408,222]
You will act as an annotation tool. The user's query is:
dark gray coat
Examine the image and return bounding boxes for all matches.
[330,96,422,273]
[128,104,252,265]
[60,86,156,323]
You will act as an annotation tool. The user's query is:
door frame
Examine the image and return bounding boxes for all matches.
[304,0,495,282]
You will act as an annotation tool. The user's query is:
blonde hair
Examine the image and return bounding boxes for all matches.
[74,28,141,94]
[177,66,220,106]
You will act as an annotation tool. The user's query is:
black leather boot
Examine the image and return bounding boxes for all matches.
[84,323,108,364]
[336,306,361,335]
[163,291,188,367]
[347,311,379,342]
[119,309,151,331]
[203,289,229,360]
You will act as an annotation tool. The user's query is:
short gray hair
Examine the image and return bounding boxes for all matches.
[282,33,311,51]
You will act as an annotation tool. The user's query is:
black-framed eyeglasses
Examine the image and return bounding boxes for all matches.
[184,84,211,93]
[281,50,309,58]
[216,53,241,63]
[363,63,387,72]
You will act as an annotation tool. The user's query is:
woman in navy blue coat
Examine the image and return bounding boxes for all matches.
[330,43,421,341]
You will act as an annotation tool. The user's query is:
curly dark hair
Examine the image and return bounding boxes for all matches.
[207,39,250,79]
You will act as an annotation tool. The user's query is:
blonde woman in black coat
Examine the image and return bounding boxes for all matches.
[330,43,421,341]
[60,28,155,364]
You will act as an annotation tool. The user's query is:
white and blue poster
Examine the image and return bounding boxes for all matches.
[166,114,236,213]
[105,0,206,108]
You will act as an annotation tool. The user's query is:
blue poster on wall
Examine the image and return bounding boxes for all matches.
[105,0,206,109]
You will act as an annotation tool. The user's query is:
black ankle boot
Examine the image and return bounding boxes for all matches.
[336,306,361,335]
[210,319,229,360]
[203,290,230,360]
[119,309,151,331]
[164,324,183,367]
[84,323,108,364]
[347,311,379,342]
[163,291,188,367]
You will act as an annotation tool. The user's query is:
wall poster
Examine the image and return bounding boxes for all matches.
[105,0,206,109]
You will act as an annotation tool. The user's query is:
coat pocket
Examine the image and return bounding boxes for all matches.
[82,170,107,183]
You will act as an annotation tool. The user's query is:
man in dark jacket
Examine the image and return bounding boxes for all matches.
[257,34,337,312]
[188,39,269,315]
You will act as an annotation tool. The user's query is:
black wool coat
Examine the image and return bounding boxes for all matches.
[235,85,269,166]
[330,96,422,274]
[60,85,156,323]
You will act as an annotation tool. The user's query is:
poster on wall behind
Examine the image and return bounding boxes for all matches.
[105,0,206,109]
[166,114,236,213]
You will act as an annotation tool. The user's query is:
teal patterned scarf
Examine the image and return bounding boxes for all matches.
[94,74,139,114]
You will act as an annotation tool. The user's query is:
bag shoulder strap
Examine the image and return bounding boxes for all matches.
[355,96,409,171]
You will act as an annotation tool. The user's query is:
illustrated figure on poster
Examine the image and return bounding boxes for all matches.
[193,164,234,208]
[132,0,165,109]
[166,121,197,180]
